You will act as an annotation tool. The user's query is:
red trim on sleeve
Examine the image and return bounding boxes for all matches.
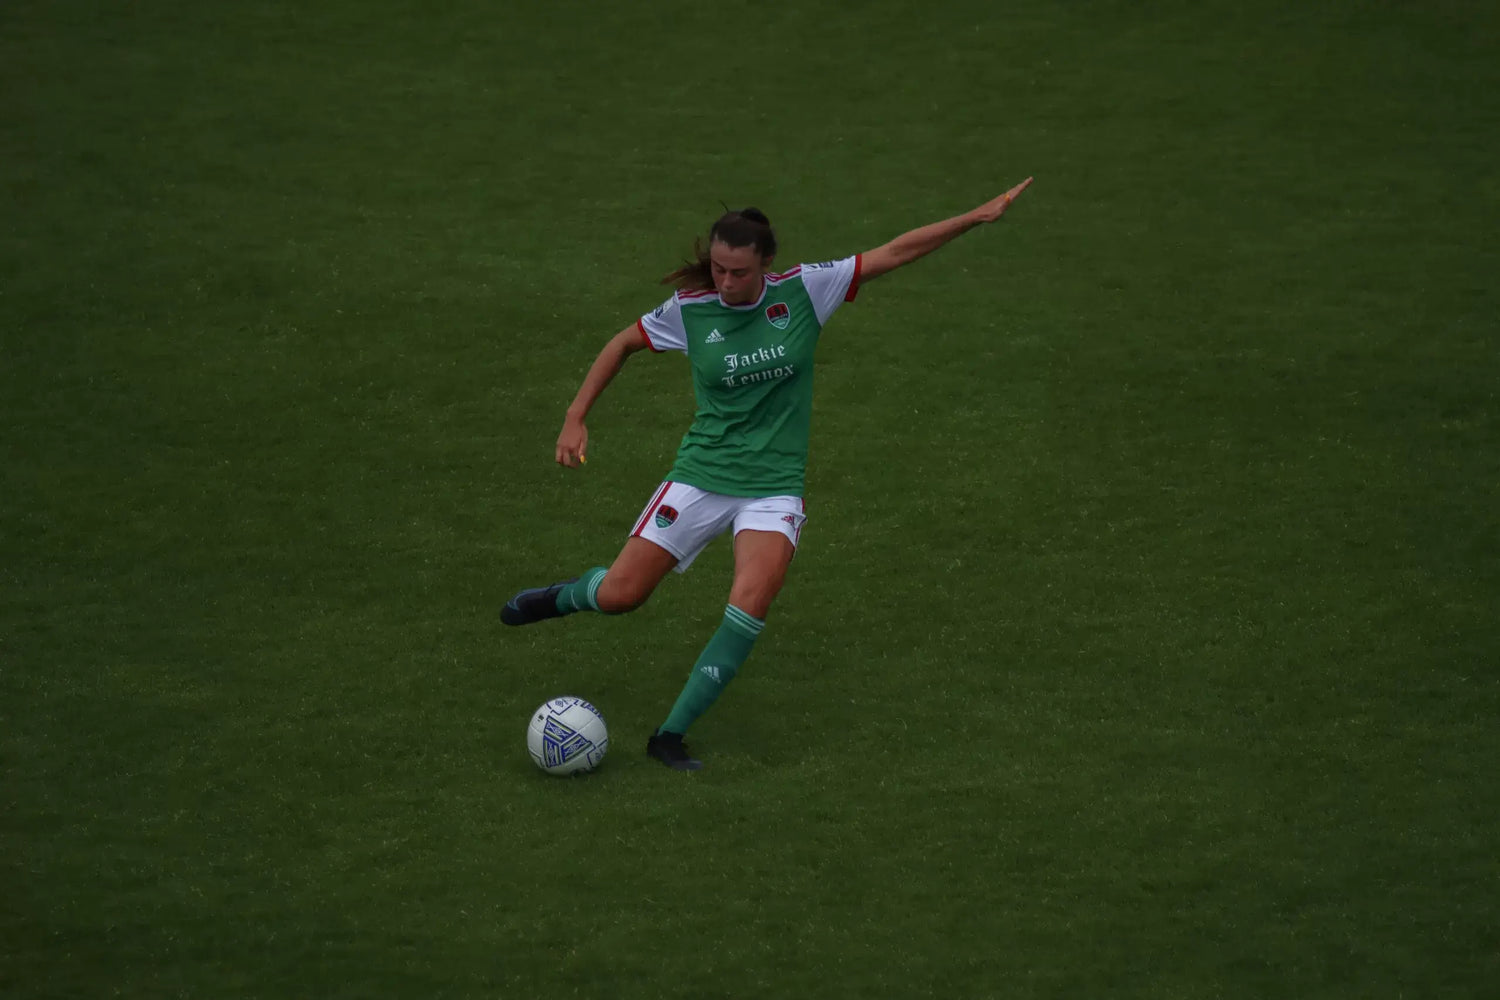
[844,254,862,302]
[636,318,664,353]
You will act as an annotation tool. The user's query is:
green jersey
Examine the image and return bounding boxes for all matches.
[637,256,863,497]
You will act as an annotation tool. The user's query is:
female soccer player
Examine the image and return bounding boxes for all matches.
[504,177,1034,770]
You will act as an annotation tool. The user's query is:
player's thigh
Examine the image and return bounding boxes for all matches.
[632,481,739,574]
[597,536,678,611]
[728,529,796,619]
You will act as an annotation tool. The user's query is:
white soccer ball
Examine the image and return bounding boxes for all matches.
[527,697,609,775]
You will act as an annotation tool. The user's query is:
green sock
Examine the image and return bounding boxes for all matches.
[554,567,608,614]
[661,604,764,735]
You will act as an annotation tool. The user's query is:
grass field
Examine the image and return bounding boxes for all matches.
[3,1,1497,996]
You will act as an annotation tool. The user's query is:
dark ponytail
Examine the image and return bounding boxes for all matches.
[662,207,778,291]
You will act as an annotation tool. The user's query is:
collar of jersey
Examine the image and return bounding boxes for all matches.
[717,278,767,311]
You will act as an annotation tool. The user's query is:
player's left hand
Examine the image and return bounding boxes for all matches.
[972,177,1034,223]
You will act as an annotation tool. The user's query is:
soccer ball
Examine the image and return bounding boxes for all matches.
[527,697,609,775]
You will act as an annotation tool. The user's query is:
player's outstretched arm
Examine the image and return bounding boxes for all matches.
[860,176,1033,282]
[556,324,650,468]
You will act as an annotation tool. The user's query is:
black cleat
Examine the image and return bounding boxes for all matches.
[646,729,703,771]
[501,578,576,626]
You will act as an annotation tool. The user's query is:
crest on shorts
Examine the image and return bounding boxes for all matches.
[765,302,790,329]
[654,505,679,529]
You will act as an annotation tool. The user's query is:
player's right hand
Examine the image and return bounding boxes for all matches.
[556,416,588,468]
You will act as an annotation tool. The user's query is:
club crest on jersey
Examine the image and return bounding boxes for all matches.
[654,505,679,529]
[765,302,790,330]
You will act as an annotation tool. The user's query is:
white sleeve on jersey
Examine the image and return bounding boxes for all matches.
[637,294,689,353]
[798,255,863,326]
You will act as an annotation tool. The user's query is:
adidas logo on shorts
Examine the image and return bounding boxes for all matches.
[705,329,725,344]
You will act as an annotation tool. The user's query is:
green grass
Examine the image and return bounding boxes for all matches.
[3,0,1497,996]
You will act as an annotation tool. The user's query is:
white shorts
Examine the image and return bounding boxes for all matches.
[629,481,807,574]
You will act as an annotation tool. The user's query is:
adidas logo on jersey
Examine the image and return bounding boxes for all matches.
[705,329,725,344]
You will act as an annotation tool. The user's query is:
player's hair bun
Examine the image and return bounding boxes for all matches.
[739,207,772,227]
